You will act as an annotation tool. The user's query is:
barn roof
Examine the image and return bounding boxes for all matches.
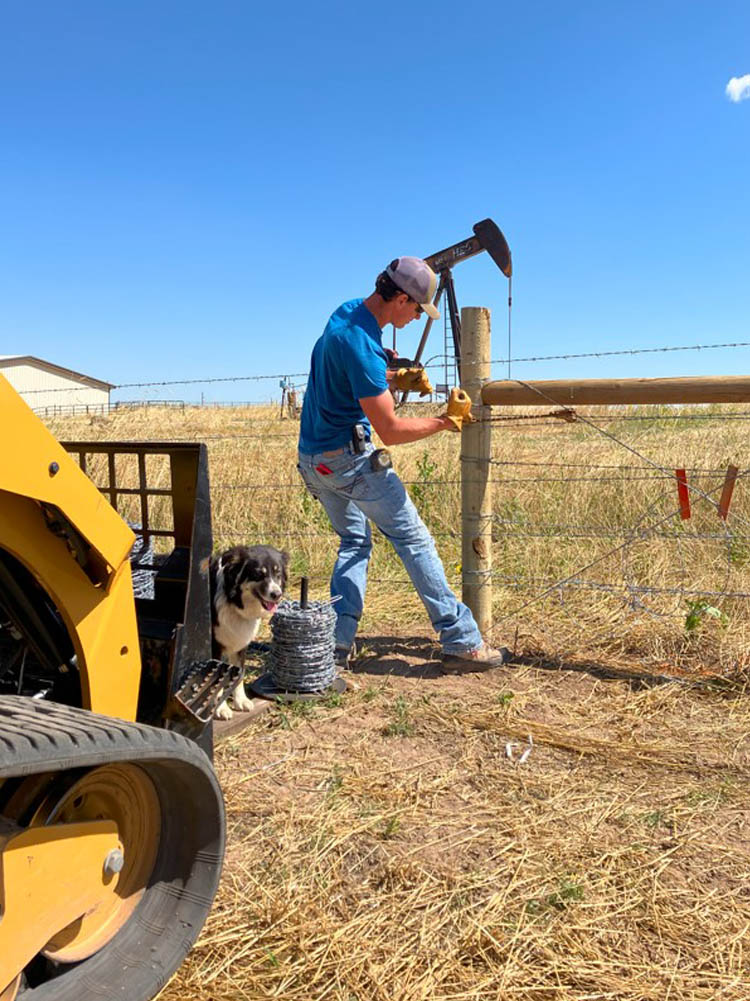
[0,355,114,391]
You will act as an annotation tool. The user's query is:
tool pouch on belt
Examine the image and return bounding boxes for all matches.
[391,367,434,397]
[443,388,477,432]
[369,448,392,472]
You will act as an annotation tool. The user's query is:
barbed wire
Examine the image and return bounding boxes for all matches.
[489,339,750,366]
[269,570,750,601]
[214,531,347,540]
[17,337,750,396]
[209,470,738,489]
[491,519,749,541]
[491,459,741,471]
[475,574,750,600]
[492,473,726,484]
[64,443,749,477]
[272,574,420,590]
[211,479,462,490]
[64,432,300,443]
[49,410,750,449]
[487,411,750,427]
[216,529,460,540]
[20,372,309,395]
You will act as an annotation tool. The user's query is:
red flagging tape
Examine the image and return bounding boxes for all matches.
[675,469,691,520]
[718,465,739,520]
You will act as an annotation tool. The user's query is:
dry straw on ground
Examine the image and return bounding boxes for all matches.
[45,402,750,999]
[167,650,749,1001]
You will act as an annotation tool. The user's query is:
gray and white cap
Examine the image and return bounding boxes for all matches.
[386,257,440,320]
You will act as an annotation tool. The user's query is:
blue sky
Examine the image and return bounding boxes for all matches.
[1,1,748,402]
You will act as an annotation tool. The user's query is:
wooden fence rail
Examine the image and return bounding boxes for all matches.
[482,376,750,407]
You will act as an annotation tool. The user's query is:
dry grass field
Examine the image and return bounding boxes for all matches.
[165,655,750,1001]
[48,399,750,679]
[45,401,750,1000]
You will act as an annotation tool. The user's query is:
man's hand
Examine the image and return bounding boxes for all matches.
[390,367,434,397]
[443,388,476,431]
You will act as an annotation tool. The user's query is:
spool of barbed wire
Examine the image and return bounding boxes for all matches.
[250,577,346,702]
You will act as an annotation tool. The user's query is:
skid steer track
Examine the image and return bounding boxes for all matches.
[0,697,225,1001]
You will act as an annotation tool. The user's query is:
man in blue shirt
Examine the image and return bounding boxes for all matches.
[298,256,508,673]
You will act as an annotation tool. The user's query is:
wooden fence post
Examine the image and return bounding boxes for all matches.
[460,306,493,635]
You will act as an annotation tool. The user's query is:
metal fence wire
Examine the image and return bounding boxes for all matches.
[32,322,748,680]
[39,359,750,675]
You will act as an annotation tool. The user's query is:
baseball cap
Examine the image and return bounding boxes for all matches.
[386,257,440,320]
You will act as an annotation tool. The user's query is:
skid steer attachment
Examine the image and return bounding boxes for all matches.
[0,375,235,999]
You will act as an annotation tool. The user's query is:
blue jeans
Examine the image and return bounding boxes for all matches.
[297,444,482,654]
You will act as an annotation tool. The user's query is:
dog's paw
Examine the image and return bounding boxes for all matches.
[233,686,254,712]
[215,699,233,721]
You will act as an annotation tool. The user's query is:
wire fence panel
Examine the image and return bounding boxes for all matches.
[40,396,750,680]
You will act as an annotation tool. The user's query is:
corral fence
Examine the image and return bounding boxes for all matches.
[33,400,187,419]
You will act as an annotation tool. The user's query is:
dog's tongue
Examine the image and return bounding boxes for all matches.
[262,598,278,614]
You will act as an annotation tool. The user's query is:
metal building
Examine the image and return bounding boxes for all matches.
[0,355,114,415]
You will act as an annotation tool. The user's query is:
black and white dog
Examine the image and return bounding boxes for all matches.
[209,545,289,720]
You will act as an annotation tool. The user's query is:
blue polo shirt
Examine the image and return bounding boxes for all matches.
[299,299,389,454]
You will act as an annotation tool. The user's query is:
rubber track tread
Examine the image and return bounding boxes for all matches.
[0,697,207,778]
[0,696,225,1001]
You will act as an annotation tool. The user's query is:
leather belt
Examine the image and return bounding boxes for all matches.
[320,440,370,458]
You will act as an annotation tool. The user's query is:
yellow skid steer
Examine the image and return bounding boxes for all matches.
[0,375,237,1000]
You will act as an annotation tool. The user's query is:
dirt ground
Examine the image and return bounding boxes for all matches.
[163,631,750,1001]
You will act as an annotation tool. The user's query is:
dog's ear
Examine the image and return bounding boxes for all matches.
[222,557,247,609]
[280,550,290,587]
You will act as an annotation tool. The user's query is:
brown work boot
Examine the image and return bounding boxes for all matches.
[441,643,511,675]
[334,642,358,671]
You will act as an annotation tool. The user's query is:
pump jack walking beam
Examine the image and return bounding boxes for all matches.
[424,218,513,277]
[400,219,512,404]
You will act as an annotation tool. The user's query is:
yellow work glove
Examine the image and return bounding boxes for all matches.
[443,388,477,431]
[391,366,434,397]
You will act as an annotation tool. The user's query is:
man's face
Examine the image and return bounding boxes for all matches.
[391,294,423,329]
